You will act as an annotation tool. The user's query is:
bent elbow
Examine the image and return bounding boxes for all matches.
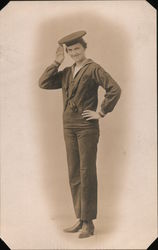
[117,86,121,98]
[39,76,46,89]
[114,82,121,99]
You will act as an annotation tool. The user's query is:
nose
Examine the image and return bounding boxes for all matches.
[70,50,78,56]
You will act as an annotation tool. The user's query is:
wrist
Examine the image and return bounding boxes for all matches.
[54,60,61,67]
[99,111,105,118]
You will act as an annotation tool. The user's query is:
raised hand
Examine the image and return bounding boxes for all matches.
[55,45,65,64]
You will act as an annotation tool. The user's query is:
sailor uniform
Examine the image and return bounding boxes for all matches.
[39,57,121,220]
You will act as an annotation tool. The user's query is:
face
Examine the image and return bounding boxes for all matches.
[66,43,86,63]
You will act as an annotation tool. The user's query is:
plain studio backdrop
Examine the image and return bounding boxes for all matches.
[0,1,157,249]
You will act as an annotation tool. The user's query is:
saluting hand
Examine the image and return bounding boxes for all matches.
[82,110,102,120]
[55,45,65,64]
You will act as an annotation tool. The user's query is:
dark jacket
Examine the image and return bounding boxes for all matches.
[39,59,121,117]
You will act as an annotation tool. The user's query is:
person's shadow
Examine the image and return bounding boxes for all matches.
[34,11,131,237]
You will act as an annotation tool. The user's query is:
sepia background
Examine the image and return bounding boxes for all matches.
[0,1,157,249]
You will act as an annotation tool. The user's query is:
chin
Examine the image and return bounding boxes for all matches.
[76,58,82,62]
[72,57,80,61]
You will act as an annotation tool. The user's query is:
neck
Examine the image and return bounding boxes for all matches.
[75,57,87,66]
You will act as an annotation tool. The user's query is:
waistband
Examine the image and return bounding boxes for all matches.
[63,111,99,129]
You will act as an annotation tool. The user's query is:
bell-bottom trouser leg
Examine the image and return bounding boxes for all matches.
[64,127,99,221]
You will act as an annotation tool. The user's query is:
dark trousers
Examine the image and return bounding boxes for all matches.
[64,127,100,221]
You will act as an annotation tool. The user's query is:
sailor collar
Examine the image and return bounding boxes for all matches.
[71,58,93,70]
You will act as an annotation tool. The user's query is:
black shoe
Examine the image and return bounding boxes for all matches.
[79,220,94,238]
[63,220,83,233]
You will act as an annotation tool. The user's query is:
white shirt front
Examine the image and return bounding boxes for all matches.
[72,59,88,78]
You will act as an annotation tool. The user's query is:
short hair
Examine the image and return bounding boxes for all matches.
[65,38,87,53]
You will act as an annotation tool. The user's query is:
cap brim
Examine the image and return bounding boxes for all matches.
[58,30,87,45]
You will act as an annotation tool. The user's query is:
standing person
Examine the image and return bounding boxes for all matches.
[39,30,121,238]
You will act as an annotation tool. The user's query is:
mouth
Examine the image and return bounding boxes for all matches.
[72,56,81,61]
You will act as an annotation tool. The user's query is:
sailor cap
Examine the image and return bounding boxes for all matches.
[58,30,87,46]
